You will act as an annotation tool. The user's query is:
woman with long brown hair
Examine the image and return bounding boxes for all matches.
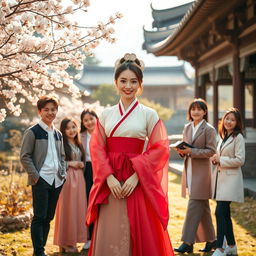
[211,108,245,256]
[53,117,87,252]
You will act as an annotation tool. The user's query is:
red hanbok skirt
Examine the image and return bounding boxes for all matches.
[88,137,174,256]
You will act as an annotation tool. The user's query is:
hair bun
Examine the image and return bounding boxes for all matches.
[114,53,145,71]
[123,53,137,62]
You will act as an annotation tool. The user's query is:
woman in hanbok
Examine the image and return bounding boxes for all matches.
[86,53,174,256]
[54,118,87,252]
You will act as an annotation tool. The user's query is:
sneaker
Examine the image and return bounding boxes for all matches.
[212,248,227,256]
[225,245,237,255]
[83,240,91,250]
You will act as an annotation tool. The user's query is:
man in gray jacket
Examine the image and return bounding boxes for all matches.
[20,96,66,256]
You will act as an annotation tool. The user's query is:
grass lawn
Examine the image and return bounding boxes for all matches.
[0,172,255,256]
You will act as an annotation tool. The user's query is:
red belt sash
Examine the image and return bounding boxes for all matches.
[107,137,144,154]
[106,137,145,182]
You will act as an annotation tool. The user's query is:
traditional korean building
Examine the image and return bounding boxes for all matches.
[75,65,193,110]
[143,0,256,178]
[143,2,193,51]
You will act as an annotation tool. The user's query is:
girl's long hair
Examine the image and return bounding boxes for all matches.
[60,117,85,161]
[80,109,98,133]
[219,107,244,139]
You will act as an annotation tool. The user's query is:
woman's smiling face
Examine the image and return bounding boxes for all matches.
[115,69,141,102]
[224,112,237,134]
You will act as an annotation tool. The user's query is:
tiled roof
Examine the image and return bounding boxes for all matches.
[144,0,241,56]
[143,1,194,52]
[147,0,204,55]
[75,65,193,91]
[143,25,177,44]
[151,1,194,27]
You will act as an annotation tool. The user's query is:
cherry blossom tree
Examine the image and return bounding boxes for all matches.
[20,97,104,129]
[0,0,122,122]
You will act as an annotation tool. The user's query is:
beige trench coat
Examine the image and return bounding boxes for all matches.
[212,133,245,203]
[181,120,217,200]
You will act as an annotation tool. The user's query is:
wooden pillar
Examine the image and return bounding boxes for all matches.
[253,81,256,128]
[232,41,245,124]
[195,67,200,98]
[200,74,207,100]
[195,72,206,99]
[212,68,219,129]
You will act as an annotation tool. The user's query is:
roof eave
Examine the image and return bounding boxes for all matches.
[148,0,245,57]
[146,0,204,56]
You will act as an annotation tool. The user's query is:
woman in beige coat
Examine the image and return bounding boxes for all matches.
[174,98,217,254]
[211,108,245,256]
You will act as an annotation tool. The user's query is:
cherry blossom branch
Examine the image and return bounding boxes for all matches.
[0,0,123,122]
[6,0,52,18]
[0,33,14,49]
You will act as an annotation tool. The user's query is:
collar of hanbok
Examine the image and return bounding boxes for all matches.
[118,97,138,116]
[109,98,139,137]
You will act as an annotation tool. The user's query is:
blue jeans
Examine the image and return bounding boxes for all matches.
[31,177,62,256]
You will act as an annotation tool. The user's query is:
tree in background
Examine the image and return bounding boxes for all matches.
[91,84,173,120]
[66,54,101,77]
[91,84,118,106]
[139,98,173,121]
[84,55,101,66]
[0,0,122,122]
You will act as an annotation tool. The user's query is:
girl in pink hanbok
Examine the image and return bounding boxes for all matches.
[54,118,87,252]
[86,53,174,256]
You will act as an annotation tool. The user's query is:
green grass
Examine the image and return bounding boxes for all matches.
[168,173,256,256]
[0,172,255,255]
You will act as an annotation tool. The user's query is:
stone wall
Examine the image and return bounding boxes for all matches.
[243,143,256,178]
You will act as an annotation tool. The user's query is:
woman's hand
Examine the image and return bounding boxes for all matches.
[106,174,123,199]
[77,161,84,168]
[68,161,84,168]
[211,153,220,165]
[178,146,192,155]
[121,172,139,197]
[173,147,185,157]
[68,161,76,168]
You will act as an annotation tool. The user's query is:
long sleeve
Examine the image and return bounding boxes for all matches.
[130,120,169,229]
[190,126,216,159]
[220,134,245,168]
[86,120,114,225]
[59,138,67,178]
[90,121,114,184]
[20,129,40,183]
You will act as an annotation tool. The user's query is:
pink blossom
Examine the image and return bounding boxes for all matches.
[83,0,90,7]
[0,0,122,122]
[72,0,81,4]
[109,16,115,24]
[19,98,26,104]
[0,109,7,123]
[97,22,105,30]
[65,6,73,14]
[115,12,123,18]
